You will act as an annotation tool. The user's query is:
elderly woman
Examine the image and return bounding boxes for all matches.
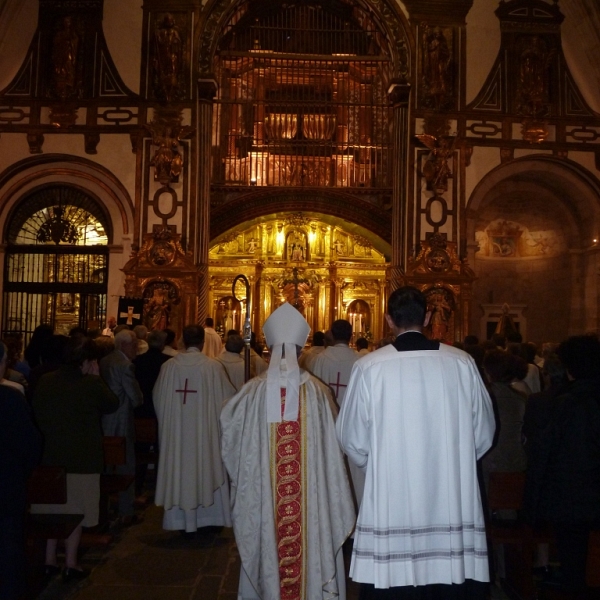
[31,335,118,582]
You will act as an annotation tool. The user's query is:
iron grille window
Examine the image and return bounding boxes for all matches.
[2,186,109,342]
[213,1,393,189]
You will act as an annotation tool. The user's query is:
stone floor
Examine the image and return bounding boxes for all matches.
[37,502,509,600]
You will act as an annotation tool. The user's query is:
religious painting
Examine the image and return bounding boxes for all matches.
[424,287,455,342]
[143,281,179,330]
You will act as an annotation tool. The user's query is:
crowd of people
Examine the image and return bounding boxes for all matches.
[2,289,600,600]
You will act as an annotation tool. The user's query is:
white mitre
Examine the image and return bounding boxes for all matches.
[263,302,310,423]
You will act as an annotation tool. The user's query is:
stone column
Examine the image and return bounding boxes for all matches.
[195,78,217,322]
[388,82,410,290]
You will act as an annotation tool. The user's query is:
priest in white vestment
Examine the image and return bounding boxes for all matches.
[221,303,355,600]
[215,334,250,391]
[202,317,223,358]
[298,330,326,370]
[337,287,495,599]
[309,320,364,508]
[153,324,236,533]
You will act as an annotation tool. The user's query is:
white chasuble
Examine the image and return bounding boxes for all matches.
[337,344,495,589]
[153,348,236,531]
[221,369,355,600]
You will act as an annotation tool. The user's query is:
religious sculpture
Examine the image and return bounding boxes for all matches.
[51,16,80,100]
[146,114,193,185]
[145,287,171,330]
[415,134,456,193]
[422,26,452,110]
[153,13,183,103]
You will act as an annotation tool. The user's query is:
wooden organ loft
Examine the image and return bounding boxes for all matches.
[212,1,393,191]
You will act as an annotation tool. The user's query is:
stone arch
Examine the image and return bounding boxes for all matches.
[466,155,600,340]
[211,189,392,247]
[197,0,413,79]
[0,154,135,245]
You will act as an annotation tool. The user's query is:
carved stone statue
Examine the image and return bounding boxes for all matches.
[153,13,183,102]
[415,134,456,193]
[422,26,451,109]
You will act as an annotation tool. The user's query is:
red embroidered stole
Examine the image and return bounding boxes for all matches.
[272,386,305,600]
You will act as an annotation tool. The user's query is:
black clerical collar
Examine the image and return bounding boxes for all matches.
[393,331,440,352]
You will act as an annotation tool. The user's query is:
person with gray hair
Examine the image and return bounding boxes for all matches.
[153,324,235,534]
[133,324,149,355]
[215,334,249,391]
[0,341,42,598]
[100,329,144,524]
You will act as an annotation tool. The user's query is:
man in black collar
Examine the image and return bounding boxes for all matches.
[337,286,495,600]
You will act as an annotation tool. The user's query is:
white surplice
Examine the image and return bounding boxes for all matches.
[153,347,236,531]
[337,343,495,589]
[203,327,223,358]
[215,351,248,392]
[221,365,356,600]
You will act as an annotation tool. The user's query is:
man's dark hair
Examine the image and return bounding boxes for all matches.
[542,354,567,388]
[164,328,176,346]
[557,335,600,380]
[506,330,523,343]
[387,286,427,329]
[183,325,205,348]
[356,337,369,351]
[464,335,479,347]
[312,331,325,347]
[205,317,214,327]
[63,335,94,367]
[225,334,244,353]
[331,319,352,343]
[483,349,513,383]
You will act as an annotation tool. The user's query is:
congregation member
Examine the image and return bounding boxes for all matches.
[133,325,149,355]
[162,328,179,356]
[133,329,170,496]
[356,336,370,356]
[337,286,495,599]
[100,329,144,525]
[524,335,600,598]
[31,335,118,582]
[221,303,355,600]
[248,331,268,375]
[298,330,326,369]
[153,325,235,534]
[102,316,117,337]
[0,342,41,599]
[202,317,223,358]
[215,333,248,391]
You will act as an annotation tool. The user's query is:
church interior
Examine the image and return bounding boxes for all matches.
[1,0,600,347]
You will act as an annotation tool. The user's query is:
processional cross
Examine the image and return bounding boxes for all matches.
[120,306,140,325]
[176,378,197,405]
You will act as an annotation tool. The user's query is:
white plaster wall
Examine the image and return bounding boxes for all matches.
[103,0,143,94]
[465,146,500,205]
[465,0,501,105]
[0,0,37,91]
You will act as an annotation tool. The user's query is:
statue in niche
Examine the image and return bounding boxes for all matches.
[147,119,193,185]
[287,231,307,262]
[422,26,451,109]
[145,287,171,330]
[333,238,346,255]
[517,36,550,116]
[51,16,80,100]
[153,13,183,102]
[427,291,453,341]
[246,238,258,253]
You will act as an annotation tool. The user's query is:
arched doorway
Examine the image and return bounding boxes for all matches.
[208,212,390,344]
[466,156,600,341]
[2,185,111,341]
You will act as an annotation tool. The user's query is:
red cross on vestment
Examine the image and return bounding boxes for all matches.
[328,372,347,399]
[175,378,197,404]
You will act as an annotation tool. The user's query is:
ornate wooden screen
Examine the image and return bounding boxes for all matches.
[212,1,393,189]
[2,186,110,341]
